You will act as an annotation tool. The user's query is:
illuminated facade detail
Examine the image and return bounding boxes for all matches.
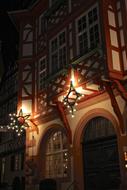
[8,109,37,136]
[63,80,83,117]
[45,131,69,178]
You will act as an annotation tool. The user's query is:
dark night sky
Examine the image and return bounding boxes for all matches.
[0,0,36,11]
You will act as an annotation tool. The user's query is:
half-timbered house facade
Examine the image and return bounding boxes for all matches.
[7,0,127,189]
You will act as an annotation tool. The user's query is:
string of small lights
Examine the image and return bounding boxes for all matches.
[0,109,34,136]
[63,80,84,117]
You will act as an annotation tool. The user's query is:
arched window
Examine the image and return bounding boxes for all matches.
[45,130,69,179]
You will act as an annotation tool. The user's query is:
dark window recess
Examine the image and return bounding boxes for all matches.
[21,152,24,170]
[11,155,15,171]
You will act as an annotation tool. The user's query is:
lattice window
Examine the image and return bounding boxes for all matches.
[39,57,47,90]
[45,131,69,178]
[50,30,67,74]
[76,4,100,56]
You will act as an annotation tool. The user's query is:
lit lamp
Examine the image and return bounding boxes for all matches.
[63,68,84,117]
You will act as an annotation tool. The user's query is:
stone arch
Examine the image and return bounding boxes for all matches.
[73,108,122,190]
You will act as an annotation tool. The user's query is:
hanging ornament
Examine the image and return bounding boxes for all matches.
[63,68,84,117]
[8,109,35,136]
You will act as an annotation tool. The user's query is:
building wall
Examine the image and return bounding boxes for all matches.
[32,92,127,190]
[8,0,127,189]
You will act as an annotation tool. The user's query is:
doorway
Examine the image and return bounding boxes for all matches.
[83,116,121,190]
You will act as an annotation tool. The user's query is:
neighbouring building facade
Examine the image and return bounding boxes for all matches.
[1,0,127,189]
[0,60,25,190]
[0,14,25,190]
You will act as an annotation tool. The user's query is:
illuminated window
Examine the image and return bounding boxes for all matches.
[50,31,67,74]
[76,5,100,55]
[45,131,69,178]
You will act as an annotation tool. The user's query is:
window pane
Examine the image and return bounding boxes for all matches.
[77,5,99,56]
[88,7,98,25]
[45,131,69,178]
[59,32,65,46]
[89,24,99,49]
[78,15,86,33]
[51,38,58,52]
[59,47,66,68]
[50,31,66,73]
[79,32,88,54]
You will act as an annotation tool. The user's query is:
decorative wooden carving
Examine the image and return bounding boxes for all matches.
[45,0,68,30]
[18,62,35,114]
[22,24,33,57]
[114,80,127,102]
[37,50,105,118]
[103,80,124,133]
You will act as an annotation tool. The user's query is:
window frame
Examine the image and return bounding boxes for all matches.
[49,29,67,75]
[76,3,100,56]
[44,130,70,180]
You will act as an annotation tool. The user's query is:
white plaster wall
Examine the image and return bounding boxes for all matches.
[112,50,121,71]
[33,95,126,156]
[108,10,116,27]
[122,50,127,70]
[110,29,118,47]
[23,44,33,56]
[31,94,126,190]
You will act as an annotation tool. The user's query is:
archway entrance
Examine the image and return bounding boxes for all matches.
[83,116,121,190]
